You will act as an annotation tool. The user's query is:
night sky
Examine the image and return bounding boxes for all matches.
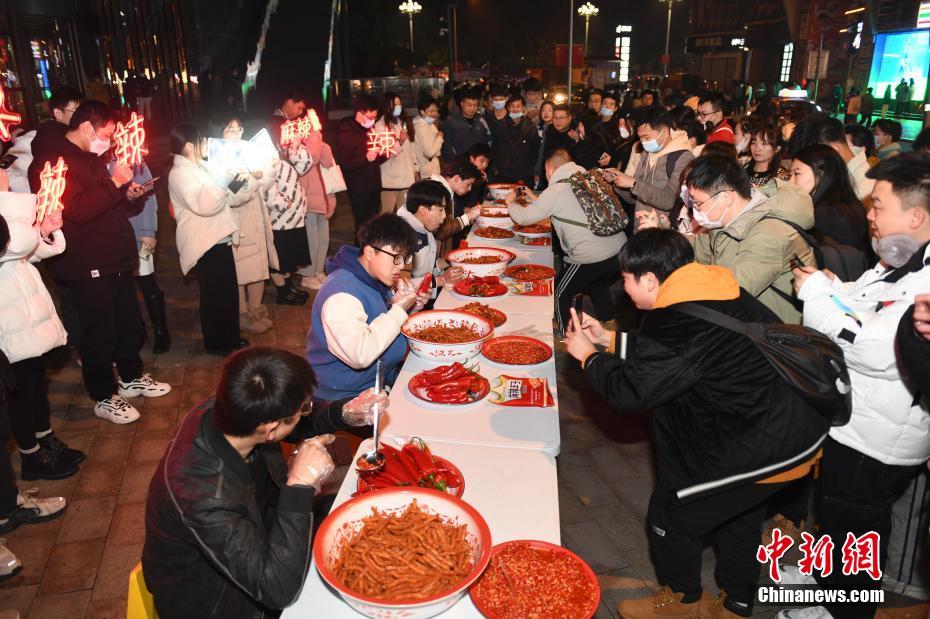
[347,0,691,78]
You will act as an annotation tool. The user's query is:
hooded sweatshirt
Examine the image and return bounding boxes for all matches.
[582,262,829,501]
[618,129,694,215]
[692,183,816,323]
[305,246,409,400]
[396,205,437,290]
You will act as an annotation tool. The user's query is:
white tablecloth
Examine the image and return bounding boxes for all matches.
[283,439,560,618]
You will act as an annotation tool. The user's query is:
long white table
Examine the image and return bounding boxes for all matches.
[283,439,560,618]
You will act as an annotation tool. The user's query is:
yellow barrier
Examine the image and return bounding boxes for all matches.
[126,563,158,619]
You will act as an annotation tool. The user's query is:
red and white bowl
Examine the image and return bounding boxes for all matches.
[402,310,493,363]
[476,207,515,230]
[446,246,515,278]
[487,183,521,200]
[314,487,493,619]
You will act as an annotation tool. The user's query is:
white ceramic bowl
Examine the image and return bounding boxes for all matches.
[446,246,515,277]
[487,183,521,200]
[401,310,493,362]
[476,207,514,230]
[314,487,493,619]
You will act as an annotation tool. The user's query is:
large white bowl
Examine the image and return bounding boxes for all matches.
[401,310,493,362]
[476,207,515,230]
[446,246,515,278]
[314,487,493,619]
[487,183,521,200]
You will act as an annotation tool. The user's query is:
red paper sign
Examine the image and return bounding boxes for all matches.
[366,130,398,157]
[35,157,68,223]
[113,112,149,167]
[0,88,21,142]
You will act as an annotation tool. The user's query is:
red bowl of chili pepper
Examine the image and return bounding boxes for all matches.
[482,335,553,367]
[452,275,509,298]
[407,362,491,405]
[355,439,465,498]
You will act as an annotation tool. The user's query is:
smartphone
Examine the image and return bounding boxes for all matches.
[789,254,805,270]
[227,174,248,193]
[571,293,585,329]
[140,176,160,192]
[0,153,17,169]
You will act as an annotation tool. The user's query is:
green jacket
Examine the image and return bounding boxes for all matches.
[692,183,815,323]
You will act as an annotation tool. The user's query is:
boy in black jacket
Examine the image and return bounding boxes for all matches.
[565,229,830,619]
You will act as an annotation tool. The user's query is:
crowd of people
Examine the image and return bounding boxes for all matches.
[0,73,925,619]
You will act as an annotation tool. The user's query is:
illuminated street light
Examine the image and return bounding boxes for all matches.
[399,1,423,52]
[577,2,599,56]
[658,0,683,77]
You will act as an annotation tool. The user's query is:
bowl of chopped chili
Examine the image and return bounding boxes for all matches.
[446,247,515,278]
[476,208,515,230]
[402,310,494,363]
[470,540,600,619]
[481,335,552,367]
[487,182,522,200]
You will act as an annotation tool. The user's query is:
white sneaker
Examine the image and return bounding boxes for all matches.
[94,395,141,424]
[118,374,171,398]
[776,607,833,619]
[305,276,322,290]
[775,564,819,586]
[17,489,67,519]
[0,540,21,581]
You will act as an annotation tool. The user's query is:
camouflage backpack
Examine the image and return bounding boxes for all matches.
[555,169,628,237]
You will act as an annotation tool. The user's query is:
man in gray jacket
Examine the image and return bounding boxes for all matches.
[507,149,626,336]
[440,87,491,162]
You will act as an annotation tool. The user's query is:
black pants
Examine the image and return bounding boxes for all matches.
[347,189,381,240]
[815,438,920,619]
[194,244,240,351]
[67,273,145,401]
[649,480,788,616]
[768,470,814,527]
[56,281,82,347]
[0,407,17,517]
[135,273,162,298]
[7,358,51,451]
[554,254,619,336]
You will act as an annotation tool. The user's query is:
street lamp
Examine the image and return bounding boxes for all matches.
[577,2,599,56]
[399,1,422,53]
[658,0,682,77]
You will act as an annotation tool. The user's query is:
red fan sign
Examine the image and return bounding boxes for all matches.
[35,157,68,223]
[366,130,398,157]
[0,88,21,142]
[113,112,149,167]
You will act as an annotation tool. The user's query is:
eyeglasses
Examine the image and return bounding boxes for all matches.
[282,399,313,425]
[687,189,732,210]
[696,110,718,120]
[372,246,412,266]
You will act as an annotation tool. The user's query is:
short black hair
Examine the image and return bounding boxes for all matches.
[913,126,930,153]
[844,124,876,158]
[68,100,117,132]
[0,214,8,254]
[619,228,695,283]
[405,179,449,214]
[353,93,380,113]
[49,87,85,113]
[468,142,491,160]
[785,113,844,158]
[686,154,753,200]
[358,213,417,255]
[701,141,738,161]
[697,92,725,112]
[214,347,317,437]
[866,152,930,215]
[460,87,481,102]
[489,83,509,98]
[873,119,903,142]
[523,77,541,93]
[168,122,202,156]
[552,103,571,116]
[441,158,481,181]
[587,89,604,100]
[418,95,438,111]
[640,106,672,130]
[507,94,526,108]
[601,91,619,105]
[279,88,305,107]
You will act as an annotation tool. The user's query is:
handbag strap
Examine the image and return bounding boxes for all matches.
[673,302,752,336]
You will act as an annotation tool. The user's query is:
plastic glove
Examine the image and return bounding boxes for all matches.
[287,434,336,491]
[342,388,388,427]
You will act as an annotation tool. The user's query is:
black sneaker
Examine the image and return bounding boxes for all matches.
[286,278,310,301]
[37,432,86,466]
[275,287,307,306]
[20,448,79,481]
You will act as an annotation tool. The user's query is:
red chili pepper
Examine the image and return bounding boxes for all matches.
[379,444,420,484]
[417,362,469,386]
[428,390,470,404]
[403,441,439,478]
[418,273,433,295]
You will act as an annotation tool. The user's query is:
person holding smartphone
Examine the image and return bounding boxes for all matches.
[168,123,248,356]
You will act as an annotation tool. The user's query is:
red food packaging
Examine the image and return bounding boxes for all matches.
[489,375,554,407]
[507,279,553,296]
[459,240,469,248]
[519,235,552,246]
[418,273,433,295]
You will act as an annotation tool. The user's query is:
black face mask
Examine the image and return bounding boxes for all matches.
[703,120,716,133]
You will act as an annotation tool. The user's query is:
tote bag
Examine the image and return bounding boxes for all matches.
[320,164,347,194]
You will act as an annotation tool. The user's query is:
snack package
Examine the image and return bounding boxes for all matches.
[507,279,553,296]
[489,375,554,407]
[519,235,552,246]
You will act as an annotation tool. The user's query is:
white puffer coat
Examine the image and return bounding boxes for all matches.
[0,192,68,362]
[799,241,930,466]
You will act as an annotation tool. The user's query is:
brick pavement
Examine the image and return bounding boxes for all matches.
[0,186,913,618]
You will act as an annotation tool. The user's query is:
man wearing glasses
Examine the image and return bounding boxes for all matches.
[143,346,386,618]
[697,92,735,145]
[306,213,428,401]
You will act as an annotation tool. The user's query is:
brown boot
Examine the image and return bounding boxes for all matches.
[762,513,804,548]
[617,586,702,619]
[700,591,746,619]
[240,310,269,334]
[875,603,930,619]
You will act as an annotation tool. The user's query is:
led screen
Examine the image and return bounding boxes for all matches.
[869,30,930,101]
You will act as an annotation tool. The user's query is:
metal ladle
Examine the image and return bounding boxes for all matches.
[357,360,385,472]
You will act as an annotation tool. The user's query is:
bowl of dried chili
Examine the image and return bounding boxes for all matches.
[481,335,553,367]
[402,310,494,363]
[446,246,515,277]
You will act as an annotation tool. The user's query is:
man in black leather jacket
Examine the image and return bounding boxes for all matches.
[142,347,384,618]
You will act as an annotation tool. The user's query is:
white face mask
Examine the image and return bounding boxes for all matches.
[691,193,731,229]
[422,115,435,125]
[873,135,883,149]
[619,126,630,139]
[87,129,110,155]
[509,111,524,120]
[360,117,375,129]
[393,105,403,117]
[871,234,921,268]
[600,106,615,118]
[641,130,665,153]
[491,100,506,110]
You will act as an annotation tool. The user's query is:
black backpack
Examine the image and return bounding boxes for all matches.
[766,217,870,283]
[675,302,852,426]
